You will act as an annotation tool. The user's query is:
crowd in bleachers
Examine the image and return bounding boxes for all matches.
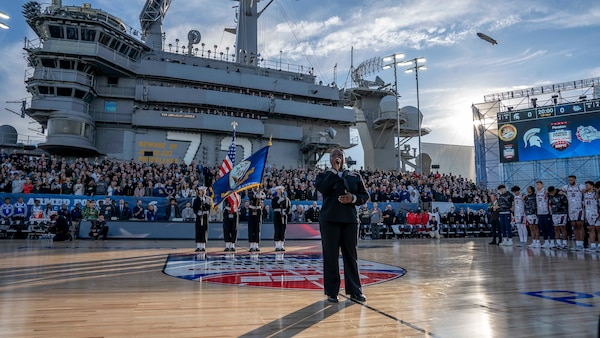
[0,148,495,237]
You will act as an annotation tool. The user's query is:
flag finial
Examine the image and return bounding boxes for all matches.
[231,121,238,130]
[268,134,272,146]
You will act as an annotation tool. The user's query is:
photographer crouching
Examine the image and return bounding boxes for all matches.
[89,214,109,240]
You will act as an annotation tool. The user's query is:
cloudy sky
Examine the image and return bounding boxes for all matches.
[1,0,599,152]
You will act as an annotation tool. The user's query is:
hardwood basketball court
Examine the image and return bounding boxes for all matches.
[0,237,598,337]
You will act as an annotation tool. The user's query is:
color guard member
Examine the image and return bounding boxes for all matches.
[193,186,212,252]
[272,185,291,251]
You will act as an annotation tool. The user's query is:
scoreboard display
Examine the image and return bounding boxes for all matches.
[497,99,600,163]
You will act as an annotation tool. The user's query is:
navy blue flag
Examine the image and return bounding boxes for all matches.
[210,144,271,206]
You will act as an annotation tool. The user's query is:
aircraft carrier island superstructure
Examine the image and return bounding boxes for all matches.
[21,0,355,167]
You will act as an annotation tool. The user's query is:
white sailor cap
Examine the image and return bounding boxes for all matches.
[198,186,208,191]
[275,185,285,191]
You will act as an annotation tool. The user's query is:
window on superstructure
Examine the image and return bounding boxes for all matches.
[38,86,55,95]
[128,49,139,59]
[74,89,86,99]
[81,29,96,42]
[57,87,72,97]
[107,77,119,86]
[48,25,64,39]
[118,43,129,55]
[59,60,74,70]
[99,33,111,46]
[66,27,78,40]
[41,59,56,68]
[109,39,119,50]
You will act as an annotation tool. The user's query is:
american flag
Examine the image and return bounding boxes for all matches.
[217,128,241,210]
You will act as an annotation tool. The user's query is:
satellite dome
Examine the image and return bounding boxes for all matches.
[379,95,397,113]
[0,125,18,145]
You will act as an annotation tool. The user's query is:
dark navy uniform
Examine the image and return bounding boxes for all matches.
[247,188,265,251]
[316,168,369,299]
[222,195,239,251]
[272,188,291,250]
[192,190,212,250]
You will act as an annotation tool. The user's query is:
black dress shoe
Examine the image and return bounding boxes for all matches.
[350,294,367,302]
[488,241,497,245]
[327,296,339,303]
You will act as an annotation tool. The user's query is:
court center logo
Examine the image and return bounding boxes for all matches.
[163,252,406,290]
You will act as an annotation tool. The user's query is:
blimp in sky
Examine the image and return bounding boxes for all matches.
[477,32,498,45]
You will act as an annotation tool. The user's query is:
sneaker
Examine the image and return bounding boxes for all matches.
[224,247,231,252]
[541,242,550,249]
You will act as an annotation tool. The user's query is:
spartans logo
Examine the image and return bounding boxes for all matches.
[229,160,253,189]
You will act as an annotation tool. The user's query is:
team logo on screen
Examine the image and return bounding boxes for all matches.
[576,125,600,143]
[498,124,517,141]
[163,252,406,290]
[523,128,542,148]
[549,121,571,151]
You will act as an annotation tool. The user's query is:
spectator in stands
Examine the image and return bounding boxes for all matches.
[89,214,109,240]
[116,200,132,220]
[134,182,145,197]
[133,200,145,220]
[262,204,272,222]
[95,177,108,195]
[154,183,166,197]
[85,179,96,196]
[239,201,250,223]
[358,204,370,239]
[292,204,305,222]
[429,215,441,239]
[382,204,396,238]
[73,178,85,195]
[370,202,383,239]
[12,174,24,194]
[100,197,115,219]
[23,178,33,194]
[305,201,320,223]
[146,203,158,221]
[82,200,99,220]
[62,177,74,195]
[182,202,195,222]
[165,198,181,221]
[395,209,406,225]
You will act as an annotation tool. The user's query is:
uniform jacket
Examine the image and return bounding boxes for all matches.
[315,169,369,224]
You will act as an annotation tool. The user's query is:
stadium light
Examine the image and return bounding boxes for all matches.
[0,10,9,30]
[382,52,405,172]
[402,57,427,175]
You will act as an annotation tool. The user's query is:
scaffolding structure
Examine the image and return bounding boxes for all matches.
[473,77,600,189]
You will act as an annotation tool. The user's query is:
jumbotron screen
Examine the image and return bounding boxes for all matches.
[497,99,600,163]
